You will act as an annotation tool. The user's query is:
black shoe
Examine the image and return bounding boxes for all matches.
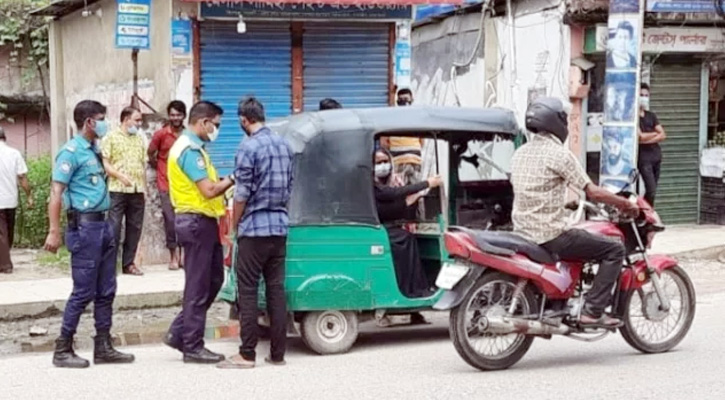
[163,332,183,352]
[93,333,135,364]
[410,312,431,325]
[52,336,90,369]
[183,348,225,364]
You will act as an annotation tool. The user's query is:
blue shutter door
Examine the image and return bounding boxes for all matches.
[302,23,390,111]
[200,21,292,175]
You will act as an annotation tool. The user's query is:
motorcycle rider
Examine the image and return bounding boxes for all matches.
[511,97,639,327]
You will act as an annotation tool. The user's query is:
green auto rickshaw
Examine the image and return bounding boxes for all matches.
[218,106,521,354]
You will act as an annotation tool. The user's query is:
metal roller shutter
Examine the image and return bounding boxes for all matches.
[649,62,702,224]
[302,23,390,111]
[200,21,292,175]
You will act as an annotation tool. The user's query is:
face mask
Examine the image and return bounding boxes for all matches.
[374,163,391,178]
[240,122,250,136]
[93,119,109,138]
[127,126,138,135]
[207,123,219,142]
[397,99,411,106]
[640,96,650,110]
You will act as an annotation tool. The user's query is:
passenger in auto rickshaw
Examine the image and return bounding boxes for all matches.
[373,148,443,302]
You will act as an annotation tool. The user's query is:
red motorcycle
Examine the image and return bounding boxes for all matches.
[433,193,696,371]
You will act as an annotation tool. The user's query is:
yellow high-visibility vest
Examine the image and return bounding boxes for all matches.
[167,134,225,218]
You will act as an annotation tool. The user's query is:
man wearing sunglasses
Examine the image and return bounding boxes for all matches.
[163,101,235,364]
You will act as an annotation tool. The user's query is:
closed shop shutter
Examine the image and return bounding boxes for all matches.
[649,62,702,224]
[303,23,390,111]
[200,21,292,175]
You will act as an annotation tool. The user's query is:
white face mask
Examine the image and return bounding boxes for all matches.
[374,163,392,178]
[207,122,219,142]
[127,126,138,135]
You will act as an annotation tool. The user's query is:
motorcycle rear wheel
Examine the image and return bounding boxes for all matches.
[450,271,538,371]
[620,265,696,353]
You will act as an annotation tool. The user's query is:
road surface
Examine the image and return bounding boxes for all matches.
[1,260,724,400]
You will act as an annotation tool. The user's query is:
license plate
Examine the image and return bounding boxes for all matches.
[435,263,470,290]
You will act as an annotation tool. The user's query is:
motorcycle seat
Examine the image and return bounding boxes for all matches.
[453,227,557,264]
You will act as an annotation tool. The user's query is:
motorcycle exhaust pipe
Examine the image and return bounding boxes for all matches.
[481,316,571,336]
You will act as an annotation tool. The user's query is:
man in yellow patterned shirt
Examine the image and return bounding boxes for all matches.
[101,106,147,276]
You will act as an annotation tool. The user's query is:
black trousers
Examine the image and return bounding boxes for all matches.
[159,191,177,250]
[236,236,287,362]
[0,208,16,272]
[169,214,224,353]
[109,192,145,268]
[542,229,626,317]
[638,158,661,207]
[387,227,430,298]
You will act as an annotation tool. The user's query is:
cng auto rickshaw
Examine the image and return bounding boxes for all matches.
[218,106,521,355]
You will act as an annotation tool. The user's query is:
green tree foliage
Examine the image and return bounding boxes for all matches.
[0,0,50,120]
[14,155,60,248]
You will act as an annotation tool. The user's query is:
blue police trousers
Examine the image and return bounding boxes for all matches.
[61,220,117,338]
[169,214,224,353]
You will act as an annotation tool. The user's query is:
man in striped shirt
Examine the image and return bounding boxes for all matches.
[381,88,424,186]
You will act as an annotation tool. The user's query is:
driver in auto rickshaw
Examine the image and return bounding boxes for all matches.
[373,147,443,323]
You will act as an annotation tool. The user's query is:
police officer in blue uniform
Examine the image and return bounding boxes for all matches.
[44,100,134,368]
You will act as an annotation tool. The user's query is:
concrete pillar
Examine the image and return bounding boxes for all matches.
[48,21,66,157]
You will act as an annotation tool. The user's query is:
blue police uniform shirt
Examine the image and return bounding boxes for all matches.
[52,134,110,212]
[177,131,209,182]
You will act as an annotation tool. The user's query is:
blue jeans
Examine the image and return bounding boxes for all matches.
[61,220,117,338]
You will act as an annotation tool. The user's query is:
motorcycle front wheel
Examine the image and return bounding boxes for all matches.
[620,265,696,353]
[450,271,538,371]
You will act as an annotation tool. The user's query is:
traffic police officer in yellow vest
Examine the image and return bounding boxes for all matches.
[163,101,235,364]
[44,100,134,368]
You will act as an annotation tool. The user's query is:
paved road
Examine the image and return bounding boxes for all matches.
[2,260,724,400]
[0,291,722,400]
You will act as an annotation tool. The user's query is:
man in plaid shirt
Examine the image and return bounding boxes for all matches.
[219,97,294,369]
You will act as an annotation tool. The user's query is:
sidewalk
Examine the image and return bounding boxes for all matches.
[1,224,723,321]
[650,224,725,258]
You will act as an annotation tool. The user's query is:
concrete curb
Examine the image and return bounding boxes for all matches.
[0,291,183,322]
[17,322,241,355]
[671,245,725,260]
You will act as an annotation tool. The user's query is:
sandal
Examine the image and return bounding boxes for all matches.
[579,313,622,329]
[123,264,144,276]
[168,261,180,271]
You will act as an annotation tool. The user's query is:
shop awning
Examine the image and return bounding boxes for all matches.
[183,0,464,5]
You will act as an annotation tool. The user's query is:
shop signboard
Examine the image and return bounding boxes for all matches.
[587,25,725,54]
[115,0,151,50]
[200,2,413,20]
[646,0,716,13]
[600,0,645,189]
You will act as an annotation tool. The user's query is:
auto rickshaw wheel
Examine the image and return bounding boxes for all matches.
[300,311,359,355]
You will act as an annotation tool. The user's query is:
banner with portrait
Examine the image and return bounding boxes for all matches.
[600,0,646,190]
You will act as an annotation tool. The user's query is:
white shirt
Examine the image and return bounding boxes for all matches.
[0,141,28,209]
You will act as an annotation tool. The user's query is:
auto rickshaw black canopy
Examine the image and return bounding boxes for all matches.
[266,106,520,226]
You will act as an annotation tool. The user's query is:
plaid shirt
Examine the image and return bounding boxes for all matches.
[511,134,591,244]
[234,126,294,237]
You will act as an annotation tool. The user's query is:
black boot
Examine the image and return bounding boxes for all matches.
[93,333,135,364]
[52,336,90,369]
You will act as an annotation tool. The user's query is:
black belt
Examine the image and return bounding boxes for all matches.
[67,212,107,223]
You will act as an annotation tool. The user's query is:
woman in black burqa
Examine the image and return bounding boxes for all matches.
[373,148,443,300]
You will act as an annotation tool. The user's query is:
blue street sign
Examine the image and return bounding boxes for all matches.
[115,0,151,50]
[647,0,716,13]
[171,19,191,55]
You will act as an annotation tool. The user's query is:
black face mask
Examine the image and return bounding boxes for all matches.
[397,99,411,106]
